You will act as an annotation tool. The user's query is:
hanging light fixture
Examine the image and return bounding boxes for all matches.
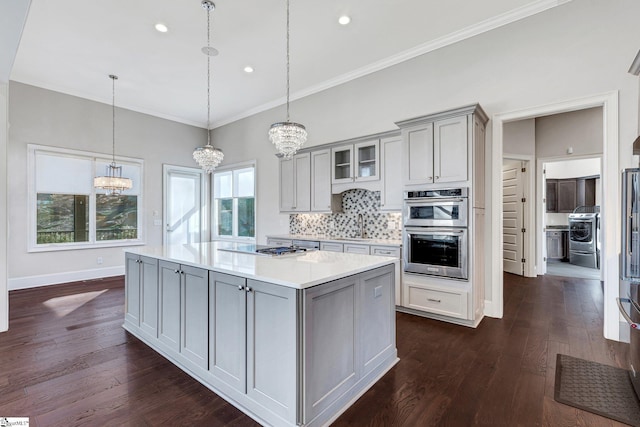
[268,0,307,160]
[94,74,133,196]
[193,0,224,173]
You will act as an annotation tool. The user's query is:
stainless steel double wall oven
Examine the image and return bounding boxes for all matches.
[403,188,468,279]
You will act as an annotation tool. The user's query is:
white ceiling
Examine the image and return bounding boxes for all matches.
[9,0,568,129]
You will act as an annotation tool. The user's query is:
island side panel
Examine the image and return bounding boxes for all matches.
[246,279,298,423]
[303,275,360,423]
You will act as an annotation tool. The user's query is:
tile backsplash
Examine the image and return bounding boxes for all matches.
[290,189,402,240]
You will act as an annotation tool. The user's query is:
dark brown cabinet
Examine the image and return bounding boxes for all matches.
[546,176,597,213]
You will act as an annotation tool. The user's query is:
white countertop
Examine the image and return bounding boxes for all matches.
[267,234,402,247]
[126,241,398,290]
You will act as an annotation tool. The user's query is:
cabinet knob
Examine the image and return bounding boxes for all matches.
[428,176,433,181]
[174,269,179,274]
[246,287,253,293]
[435,176,439,180]
[238,285,244,291]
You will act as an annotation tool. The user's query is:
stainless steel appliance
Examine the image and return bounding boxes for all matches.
[403,226,468,279]
[217,242,313,257]
[403,188,468,227]
[568,206,600,269]
[618,168,640,398]
[403,187,468,279]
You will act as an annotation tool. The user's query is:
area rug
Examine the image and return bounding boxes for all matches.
[554,353,640,426]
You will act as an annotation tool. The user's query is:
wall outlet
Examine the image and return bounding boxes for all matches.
[387,220,396,230]
[97,257,103,265]
[153,219,162,226]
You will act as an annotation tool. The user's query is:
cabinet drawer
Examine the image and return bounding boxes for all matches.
[266,238,293,246]
[370,246,400,258]
[344,244,370,255]
[405,285,468,319]
[320,242,344,252]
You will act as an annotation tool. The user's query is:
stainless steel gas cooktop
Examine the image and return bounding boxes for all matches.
[216,242,310,257]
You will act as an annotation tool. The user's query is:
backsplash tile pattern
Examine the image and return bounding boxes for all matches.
[290,189,402,240]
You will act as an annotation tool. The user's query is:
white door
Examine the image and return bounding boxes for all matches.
[502,160,525,275]
[163,165,206,245]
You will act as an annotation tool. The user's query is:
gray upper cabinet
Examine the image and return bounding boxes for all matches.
[380,136,403,211]
[311,149,332,212]
[402,116,468,186]
[279,152,311,212]
[331,140,380,184]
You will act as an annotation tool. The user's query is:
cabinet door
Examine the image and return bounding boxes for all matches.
[311,149,332,212]
[279,158,295,212]
[546,232,562,259]
[294,153,311,211]
[380,137,402,211]
[557,179,577,212]
[139,256,159,337]
[181,265,209,369]
[354,140,379,182]
[332,146,353,184]
[546,179,558,212]
[209,272,247,393]
[403,124,434,185]
[246,280,298,422]
[158,260,181,353]
[124,253,141,326]
[434,116,468,183]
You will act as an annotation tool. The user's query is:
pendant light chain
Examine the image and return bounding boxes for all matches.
[206,5,212,145]
[286,0,290,122]
[111,74,117,165]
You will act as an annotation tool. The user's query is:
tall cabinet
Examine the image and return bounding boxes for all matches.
[396,104,488,328]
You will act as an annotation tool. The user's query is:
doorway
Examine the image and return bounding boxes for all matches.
[163,165,207,245]
[539,156,602,281]
[491,91,620,340]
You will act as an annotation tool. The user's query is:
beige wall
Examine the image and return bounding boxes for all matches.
[503,119,535,157]
[536,107,603,158]
[7,82,207,287]
[211,1,640,316]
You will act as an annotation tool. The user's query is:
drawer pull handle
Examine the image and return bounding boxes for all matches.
[427,298,441,303]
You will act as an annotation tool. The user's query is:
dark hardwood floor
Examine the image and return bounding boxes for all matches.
[0,273,630,426]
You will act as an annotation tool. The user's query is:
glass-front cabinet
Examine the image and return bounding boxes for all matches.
[331,140,379,184]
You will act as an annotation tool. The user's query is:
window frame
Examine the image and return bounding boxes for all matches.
[211,160,256,242]
[28,144,145,252]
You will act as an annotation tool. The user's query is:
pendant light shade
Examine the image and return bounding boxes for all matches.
[94,74,133,196]
[193,0,224,173]
[269,0,307,159]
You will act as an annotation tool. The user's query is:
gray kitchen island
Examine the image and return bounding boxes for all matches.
[123,242,398,427]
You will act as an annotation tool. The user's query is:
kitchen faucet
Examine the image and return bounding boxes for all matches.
[357,213,365,238]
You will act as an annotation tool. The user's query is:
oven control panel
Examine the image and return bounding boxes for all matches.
[405,188,467,199]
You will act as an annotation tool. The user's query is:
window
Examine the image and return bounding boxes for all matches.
[29,145,143,251]
[213,163,255,240]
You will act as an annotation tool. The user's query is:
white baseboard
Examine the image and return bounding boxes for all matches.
[8,266,125,291]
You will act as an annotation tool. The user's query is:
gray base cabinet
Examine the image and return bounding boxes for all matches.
[125,253,158,336]
[124,252,397,427]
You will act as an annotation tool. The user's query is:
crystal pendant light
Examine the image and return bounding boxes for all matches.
[94,74,133,196]
[193,0,224,173]
[268,0,307,160]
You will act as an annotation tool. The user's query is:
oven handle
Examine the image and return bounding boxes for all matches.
[404,198,466,204]
[616,297,640,329]
[405,227,466,234]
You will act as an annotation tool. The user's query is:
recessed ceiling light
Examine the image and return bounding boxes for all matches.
[338,15,351,25]
[244,66,254,73]
[155,23,169,33]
